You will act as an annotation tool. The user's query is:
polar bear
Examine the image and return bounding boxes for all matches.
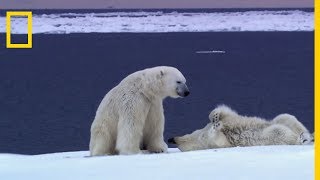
[168,105,314,152]
[90,66,190,156]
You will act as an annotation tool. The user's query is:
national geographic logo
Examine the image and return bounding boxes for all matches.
[6,11,32,48]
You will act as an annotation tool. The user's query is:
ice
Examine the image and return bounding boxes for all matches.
[0,10,314,34]
[0,146,314,180]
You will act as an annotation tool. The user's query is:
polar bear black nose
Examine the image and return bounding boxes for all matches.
[177,83,190,97]
[184,91,190,97]
[168,137,176,144]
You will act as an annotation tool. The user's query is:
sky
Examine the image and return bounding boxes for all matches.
[0,0,314,9]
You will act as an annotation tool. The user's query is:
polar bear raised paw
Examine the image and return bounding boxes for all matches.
[209,105,238,126]
[210,110,220,124]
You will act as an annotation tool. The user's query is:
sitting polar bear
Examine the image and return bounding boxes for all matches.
[90,66,190,156]
[168,105,314,152]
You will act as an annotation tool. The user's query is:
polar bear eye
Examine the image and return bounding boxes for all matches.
[176,81,182,84]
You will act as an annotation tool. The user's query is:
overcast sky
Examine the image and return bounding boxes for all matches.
[0,0,313,9]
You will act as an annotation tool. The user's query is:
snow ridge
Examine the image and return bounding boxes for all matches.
[0,146,314,180]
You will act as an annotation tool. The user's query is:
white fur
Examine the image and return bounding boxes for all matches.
[89,66,188,156]
[173,105,313,152]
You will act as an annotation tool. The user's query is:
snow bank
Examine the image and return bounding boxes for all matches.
[0,146,314,180]
[0,10,314,34]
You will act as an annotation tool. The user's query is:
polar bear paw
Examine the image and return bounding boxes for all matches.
[210,120,222,132]
[209,105,237,123]
[148,142,168,153]
[210,110,221,124]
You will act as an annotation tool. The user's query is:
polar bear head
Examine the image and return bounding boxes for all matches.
[143,66,190,99]
[168,123,230,152]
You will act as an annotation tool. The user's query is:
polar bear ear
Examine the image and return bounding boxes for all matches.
[157,70,165,79]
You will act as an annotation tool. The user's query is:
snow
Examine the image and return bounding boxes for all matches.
[0,10,314,34]
[0,146,314,180]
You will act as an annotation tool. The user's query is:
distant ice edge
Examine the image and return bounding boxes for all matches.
[0,10,314,34]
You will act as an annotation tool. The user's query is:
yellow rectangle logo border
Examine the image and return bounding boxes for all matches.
[6,11,33,49]
[315,0,319,179]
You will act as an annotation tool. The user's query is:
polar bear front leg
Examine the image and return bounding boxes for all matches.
[116,103,150,155]
[143,102,168,153]
[116,116,144,155]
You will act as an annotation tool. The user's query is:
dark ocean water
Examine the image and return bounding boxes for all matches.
[0,32,314,154]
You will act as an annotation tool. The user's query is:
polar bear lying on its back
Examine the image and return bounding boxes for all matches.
[90,66,190,156]
[168,105,314,152]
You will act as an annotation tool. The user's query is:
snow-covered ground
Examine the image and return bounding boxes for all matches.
[0,10,314,34]
[0,146,314,180]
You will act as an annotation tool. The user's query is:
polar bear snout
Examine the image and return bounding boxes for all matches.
[176,83,190,97]
[167,137,177,144]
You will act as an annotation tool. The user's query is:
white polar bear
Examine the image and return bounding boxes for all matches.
[90,66,190,156]
[169,105,314,152]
